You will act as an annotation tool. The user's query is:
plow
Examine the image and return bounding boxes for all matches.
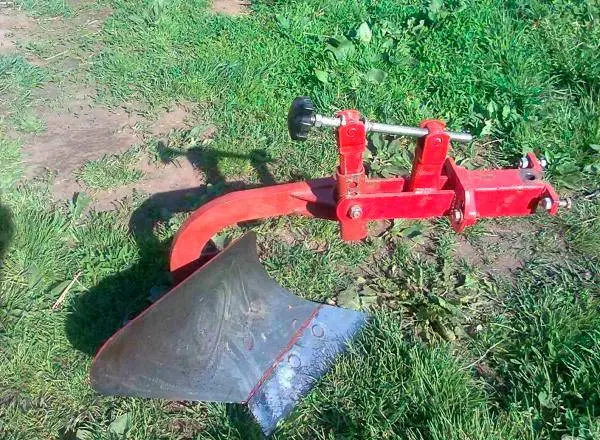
[90,97,568,435]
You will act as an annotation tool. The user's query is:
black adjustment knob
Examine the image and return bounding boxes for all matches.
[288,96,316,141]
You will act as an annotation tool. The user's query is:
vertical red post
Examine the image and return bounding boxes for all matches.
[408,120,450,191]
[335,110,368,241]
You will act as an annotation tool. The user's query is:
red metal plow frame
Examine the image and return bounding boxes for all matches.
[170,109,559,282]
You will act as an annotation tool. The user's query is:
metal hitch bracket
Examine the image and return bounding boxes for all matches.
[170,96,564,281]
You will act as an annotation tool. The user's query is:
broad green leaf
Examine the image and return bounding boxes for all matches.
[480,119,493,136]
[326,37,355,62]
[370,133,385,151]
[212,232,229,250]
[72,192,91,220]
[337,286,360,310]
[314,69,329,84]
[428,0,444,14]
[387,139,403,153]
[275,14,290,29]
[590,144,600,152]
[382,37,394,49]
[365,68,387,84]
[380,163,408,177]
[75,429,93,440]
[430,295,461,315]
[538,390,555,408]
[431,320,456,341]
[555,162,579,175]
[360,295,378,308]
[584,163,600,175]
[361,285,379,297]
[399,223,424,240]
[108,412,131,436]
[355,22,372,44]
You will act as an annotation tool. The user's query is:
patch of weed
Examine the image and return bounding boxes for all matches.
[562,196,600,259]
[475,258,600,439]
[0,135,22,190]
[360,229,486,342]
[74,147,144,190]
[15,0,72,17]
[0,55,46,133]
[257,217,377,302]
[14,112,45,134]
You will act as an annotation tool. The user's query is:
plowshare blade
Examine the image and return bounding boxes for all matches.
[91,231,367,435]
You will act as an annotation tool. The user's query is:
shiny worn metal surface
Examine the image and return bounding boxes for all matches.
[248,306,366,435]
[91,232,367,434]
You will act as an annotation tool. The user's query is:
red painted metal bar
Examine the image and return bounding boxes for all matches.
[170,178,336,281]
[408,120,450,191]
[335,109,369,241]
[169,109,560,282]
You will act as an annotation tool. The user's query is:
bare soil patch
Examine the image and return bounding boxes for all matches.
[0,9,36,54]
[3,2,206,210]
[453,219,538,279]
[149,103,194,135]
[88,157,203,211]
[23,97,141,184]
[212,0,250,15]
[22,98,205,207]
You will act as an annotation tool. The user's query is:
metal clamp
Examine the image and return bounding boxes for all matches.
[289,96,473,143]
[314,115,472,143]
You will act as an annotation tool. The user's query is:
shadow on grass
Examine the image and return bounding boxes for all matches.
[0,203,14,265]
[0,204,14,337]
[65,144,277,438]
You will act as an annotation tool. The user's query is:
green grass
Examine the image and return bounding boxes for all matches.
[15,0,72,17]
[94,0,599,186]
[74,148,144,190]
[562,197,600,259]
[0,136,23,190]
[297,314,531,440]
[0,56,47,134]
[482,261,600,439]
[0,0,599,439]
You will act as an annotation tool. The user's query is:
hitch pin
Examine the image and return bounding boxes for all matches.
[314,114,473,143]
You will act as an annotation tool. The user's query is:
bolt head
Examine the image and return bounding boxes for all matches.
[539,156,548,169]
[451,209,463,223]
[518,156,530,169]
[348,205,362,219]
[558,198,572,210]
[539,197,553,211]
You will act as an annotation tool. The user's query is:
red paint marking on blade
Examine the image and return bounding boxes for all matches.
[244,305,323,404]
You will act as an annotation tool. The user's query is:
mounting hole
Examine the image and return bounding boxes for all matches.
[288,354,301,368]
[524,172,536,181]
[312,324,324,338]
